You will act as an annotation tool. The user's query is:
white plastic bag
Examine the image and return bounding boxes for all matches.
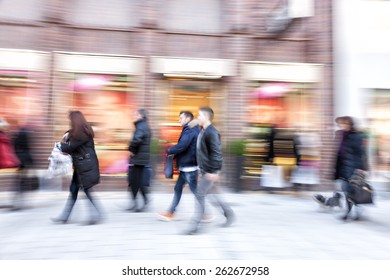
[47,143,72,178]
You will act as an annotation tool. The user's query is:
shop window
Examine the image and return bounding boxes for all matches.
[367,89,390,175]
[242,82,321,186]
[67,0,139,28]
[153,79,224,179]
[160,0,223,33]
[0,0,43,22]
[156,80,223,145]
[0,70,45,127]
[53,72,140,175]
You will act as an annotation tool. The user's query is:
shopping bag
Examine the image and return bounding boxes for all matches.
[47,143,73,178]
[164,156,174,179]
[348,170,374,204]
[260,165,285,188]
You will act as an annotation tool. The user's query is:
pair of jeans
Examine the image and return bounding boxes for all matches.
[340,178,362,218]
[190,171,233,229]
[168,170,198,214]
[60,172,101,222]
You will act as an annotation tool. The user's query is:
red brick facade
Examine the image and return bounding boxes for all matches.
[0,0,334,191]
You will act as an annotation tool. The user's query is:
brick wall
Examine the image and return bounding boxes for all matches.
[0,0,334,191]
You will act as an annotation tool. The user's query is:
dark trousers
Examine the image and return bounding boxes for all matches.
[60,172,101,221]
[129,165,148,206]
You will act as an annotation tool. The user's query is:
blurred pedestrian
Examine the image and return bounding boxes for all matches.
[10,119,36,210]
[157,111,200,221]
[0,117,20,169]
[127,109,151,212]
[51,110,102,225]
[186,107,235,235]
[334,116,368,220]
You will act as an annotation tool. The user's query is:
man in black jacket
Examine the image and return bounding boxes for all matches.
[128,109,151,212]
[186,107,235,235]
[158,111,200,221]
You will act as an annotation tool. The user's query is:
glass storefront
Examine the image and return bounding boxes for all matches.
[0,70,46,128]
[52,72,141,175]
[242,81,321,187]
[367,89,390,176]
[152,78,225,178]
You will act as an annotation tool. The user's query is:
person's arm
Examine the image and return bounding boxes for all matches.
[129,127,145,155]
[168,132,192,156]
[60,137,88,154]
[206,129,223,173]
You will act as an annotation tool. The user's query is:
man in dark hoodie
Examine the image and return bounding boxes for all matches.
[158,111,200,221]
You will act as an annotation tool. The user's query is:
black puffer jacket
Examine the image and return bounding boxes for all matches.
[129,118,151,166]
[335,130,367,180]
[61,131,100,189]
[196,124,223,174]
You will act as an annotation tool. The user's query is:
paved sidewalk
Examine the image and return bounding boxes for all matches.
[1,189,390,260]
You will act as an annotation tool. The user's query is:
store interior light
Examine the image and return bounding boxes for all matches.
[163,73,222,79]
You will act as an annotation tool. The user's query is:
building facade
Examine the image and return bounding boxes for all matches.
[0,0,334,191]
[334,0,390,182]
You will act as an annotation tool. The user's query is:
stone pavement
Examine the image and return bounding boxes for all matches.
[1,188,390,260]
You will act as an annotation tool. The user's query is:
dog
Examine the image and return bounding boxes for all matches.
[313,192,342,208]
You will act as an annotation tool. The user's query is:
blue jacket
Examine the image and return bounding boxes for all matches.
[168,124,200,169]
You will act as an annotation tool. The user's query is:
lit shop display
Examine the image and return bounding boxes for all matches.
[52,72,140,175]
[242,82,321,187]
[367,90,390,175]
[0,70,46,127]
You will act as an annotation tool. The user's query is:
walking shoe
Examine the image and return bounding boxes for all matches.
[157,212,174,221]
[313,194,326,205]
[201,215,215,223]
[50,217,67,224]
[183,227,199,235]
[325,192,342,207]
[222,210,235,227]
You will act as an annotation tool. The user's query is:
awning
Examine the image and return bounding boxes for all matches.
[151,56,236,79]
[54,52,144,75]
[0,49,49,71]
[242,61,322,83]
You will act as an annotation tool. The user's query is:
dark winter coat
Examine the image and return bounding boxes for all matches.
[168,124,200,169]
[196,124,223,174]
[61,131,100,189]
[12,127,34,168]
[129,118,151,166]
[334,130,367,180]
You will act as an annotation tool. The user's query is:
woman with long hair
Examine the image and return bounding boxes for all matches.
[51,110,102,225]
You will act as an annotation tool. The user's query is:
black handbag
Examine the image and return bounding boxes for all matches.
[164,156,174,179]
[348,170,373,204]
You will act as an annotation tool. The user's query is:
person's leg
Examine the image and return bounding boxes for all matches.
[53,175,80,222]
[187,170,198,195]
[340,179,353,219]
[167,172,186,213]
[84,187,102,224]
[138,166,149,208]
[186,173,213,234]
[130,165,144,211]
[208,184,235,227]
[11,167,24,210]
